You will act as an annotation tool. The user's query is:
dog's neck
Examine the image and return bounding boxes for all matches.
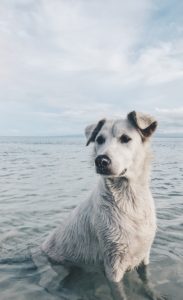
[100,150,152,209]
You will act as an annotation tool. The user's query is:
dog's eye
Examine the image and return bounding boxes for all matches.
[96,135,105,145]
[120,134,131,144]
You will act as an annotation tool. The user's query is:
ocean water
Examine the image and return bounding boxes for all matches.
[0,136,182,300]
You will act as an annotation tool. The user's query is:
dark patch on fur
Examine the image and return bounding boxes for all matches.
[127,111,139,130]
[141,121,157,137]
[127,111,157,141]
[86,119,106,146]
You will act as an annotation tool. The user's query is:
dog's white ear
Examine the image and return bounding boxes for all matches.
[85,119,106,146]
[127,111,157,140]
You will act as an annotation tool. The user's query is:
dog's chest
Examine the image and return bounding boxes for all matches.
[116,206,156,267]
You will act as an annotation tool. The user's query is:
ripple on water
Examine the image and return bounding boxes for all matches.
[0,136,183,299]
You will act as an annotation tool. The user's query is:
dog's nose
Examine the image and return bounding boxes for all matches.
[95,155,111,171]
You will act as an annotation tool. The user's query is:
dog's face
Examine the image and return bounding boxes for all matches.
[85,111,157,178]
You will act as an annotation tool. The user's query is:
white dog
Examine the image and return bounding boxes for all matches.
[42,111,167,300]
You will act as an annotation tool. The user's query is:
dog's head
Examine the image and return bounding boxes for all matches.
[85,111,157,178]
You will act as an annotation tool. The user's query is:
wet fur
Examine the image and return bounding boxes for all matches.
[42,111,166,300]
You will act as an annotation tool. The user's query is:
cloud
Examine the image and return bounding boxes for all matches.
[136,42,183,85]
[155,107,183,134]
[156,107,183,117]
[0,0,183,135]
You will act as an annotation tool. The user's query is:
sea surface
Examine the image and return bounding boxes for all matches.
[0,136,182,300]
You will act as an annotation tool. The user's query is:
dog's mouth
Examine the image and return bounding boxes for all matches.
[96,168,127,177]
[96,167,112,176]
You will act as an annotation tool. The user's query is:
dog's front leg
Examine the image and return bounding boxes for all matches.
[137,262,168,300]
[103,255,128,300]
[96,217,128,299]
[107,278,127,300]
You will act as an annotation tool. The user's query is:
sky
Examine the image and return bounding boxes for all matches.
[0,0,183,136]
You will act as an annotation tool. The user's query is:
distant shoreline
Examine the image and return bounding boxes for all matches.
[0,135,183,138]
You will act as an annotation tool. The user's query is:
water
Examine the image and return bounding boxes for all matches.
[0,136,182,300]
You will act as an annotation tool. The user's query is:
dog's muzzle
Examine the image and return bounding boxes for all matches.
[95,155,111,175]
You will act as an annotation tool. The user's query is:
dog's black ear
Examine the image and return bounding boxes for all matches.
[127,111,157,140]
[85,119,106,146]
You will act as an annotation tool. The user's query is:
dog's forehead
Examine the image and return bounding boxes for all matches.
[100,120,114,133]
[112,119,131,136]
[101,119,133,137]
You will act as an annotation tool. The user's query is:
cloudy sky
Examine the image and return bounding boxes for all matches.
[0,0,183,136]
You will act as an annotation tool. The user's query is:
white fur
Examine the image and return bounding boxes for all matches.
[42,112,157,285]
